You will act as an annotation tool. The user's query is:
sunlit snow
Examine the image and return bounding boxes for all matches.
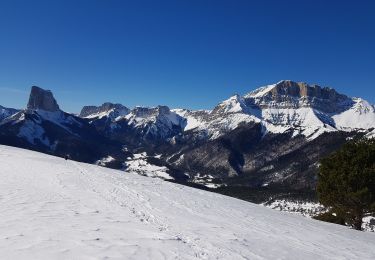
[0,145,374,259]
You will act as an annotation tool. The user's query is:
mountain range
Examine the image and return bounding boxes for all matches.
[1,80,374,202]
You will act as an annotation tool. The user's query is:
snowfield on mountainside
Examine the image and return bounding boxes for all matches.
[0,145,374,260]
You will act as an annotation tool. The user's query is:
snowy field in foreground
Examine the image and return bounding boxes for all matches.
[0,145,374,260]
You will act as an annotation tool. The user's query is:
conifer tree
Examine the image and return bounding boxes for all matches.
[317,138,375,230]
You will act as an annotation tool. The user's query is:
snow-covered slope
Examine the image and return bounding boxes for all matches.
[80,103,130,120]
[333,98,375,130]
[123,106,186,137]
[173,105,261,140]
[0,105,19,122]
[12,110,82,147]
[0,145,374,259]
[124,152,174,180]
[82,105,187,141]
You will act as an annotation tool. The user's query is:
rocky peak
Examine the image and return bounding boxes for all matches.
[245,80,353,113]
[0,105,19,122]
[271,80,345,100]
[127,105,186,131]
[131,105,171,118]
[27,86,60,112]
[212,94,247,114]
[156,105,171,115]
[350,98,375,114]
[80,102,129,118]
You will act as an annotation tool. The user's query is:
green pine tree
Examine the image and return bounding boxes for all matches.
[317,138,375,230]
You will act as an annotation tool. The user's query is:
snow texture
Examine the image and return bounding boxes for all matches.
[124,153,174,180]
[17,120,50,146]
[263,200,374,232]
[172,109,209,132]
[333,98,375,130]
[246,83,276,98]
[0,145,374,259]
[96,155,115,166]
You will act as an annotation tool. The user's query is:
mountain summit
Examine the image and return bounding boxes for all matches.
[27,86,60,112]
[244,80,353,113]
[80,102,130,118]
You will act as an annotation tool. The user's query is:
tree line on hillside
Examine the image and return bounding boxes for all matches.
[315,138,375,231]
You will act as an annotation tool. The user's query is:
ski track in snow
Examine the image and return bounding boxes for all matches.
[0,145,374,259]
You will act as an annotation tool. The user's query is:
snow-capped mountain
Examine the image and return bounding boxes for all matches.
[178,80,374,141]
[332,98,375,130]
[171,81,374,144]
[80,81,375,145]
[0,86,128,163]
[160,81,374,189]
[0,81,374,204]
[1,145,374,259]
[81,104,186,144]
[172,108,258,142]
[0,105,19,122]
[123,106,186,140]
[242,80,374,135]
[80,102,130,119]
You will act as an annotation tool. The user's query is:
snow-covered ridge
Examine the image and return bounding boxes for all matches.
[0,105,19,121]
[124,106,185,128]
[211,80,375,139]
[78,80,374,141]
[82,104,187,140]
[246,83,277,98]
[1,145,374,259]
[160,81,375,139]
[1,106,83,149]
[212,94,248,114]
[333,98,375,130]
[80,102,130,119]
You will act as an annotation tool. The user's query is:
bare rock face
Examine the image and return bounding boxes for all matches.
[269,80,346,102]
[80,102,129,118]
[27,86,60,112]
[246,80,353,113]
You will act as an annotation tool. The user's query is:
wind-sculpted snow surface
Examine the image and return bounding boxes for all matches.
[0,145,374,259]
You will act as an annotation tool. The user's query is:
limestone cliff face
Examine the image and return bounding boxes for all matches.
[246,80,353,113]
[269,80,346,101]
[27,86,60,112]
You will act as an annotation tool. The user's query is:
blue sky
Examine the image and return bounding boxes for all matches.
[0,0,374,112]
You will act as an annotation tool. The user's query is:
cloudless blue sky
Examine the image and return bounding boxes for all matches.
[0,0,374,112]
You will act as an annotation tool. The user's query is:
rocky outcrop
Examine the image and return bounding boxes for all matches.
[0,105,19,122]
[113,105,187,142]
[245,80,353,113]
[131,105,171,118]
[27,86,60,112]
[80,102,130,118]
